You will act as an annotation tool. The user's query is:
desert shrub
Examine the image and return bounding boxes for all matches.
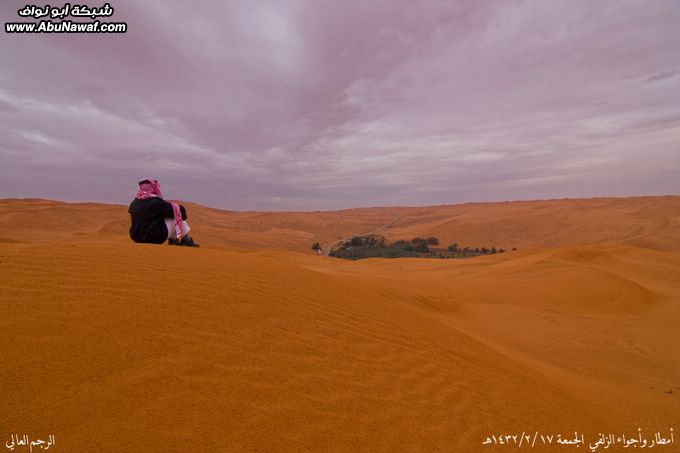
[329,235,506,261]
[344,234,386,249]
[414,243,430,253]
[348,236,363,247]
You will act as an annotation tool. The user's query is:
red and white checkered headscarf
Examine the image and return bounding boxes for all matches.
[135,178,163,199]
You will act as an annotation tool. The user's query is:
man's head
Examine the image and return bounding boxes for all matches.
[135,178,163,199]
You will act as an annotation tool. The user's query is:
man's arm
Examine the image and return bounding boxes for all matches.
[156,198,187,220]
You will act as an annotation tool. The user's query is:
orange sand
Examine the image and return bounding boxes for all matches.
[0,197,678,451]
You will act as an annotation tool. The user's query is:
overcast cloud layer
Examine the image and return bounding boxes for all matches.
[1,0,679,210]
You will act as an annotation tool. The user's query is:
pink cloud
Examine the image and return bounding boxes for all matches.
[1,0,679,209]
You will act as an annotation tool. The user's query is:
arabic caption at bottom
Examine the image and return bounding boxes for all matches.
[483,428,674,451]
[3,434,55,452]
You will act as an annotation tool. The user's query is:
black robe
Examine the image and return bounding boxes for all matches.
[128,197,187,244]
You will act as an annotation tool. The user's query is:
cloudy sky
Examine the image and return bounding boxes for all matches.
[1,0,679,210]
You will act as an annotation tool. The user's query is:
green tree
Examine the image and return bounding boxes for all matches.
[414,243,429,253]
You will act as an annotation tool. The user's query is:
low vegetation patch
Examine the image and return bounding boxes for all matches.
[324,235,507,260]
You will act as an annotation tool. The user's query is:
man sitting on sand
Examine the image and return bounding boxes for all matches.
[128,178,199,247]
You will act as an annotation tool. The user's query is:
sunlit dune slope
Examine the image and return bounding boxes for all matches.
[301,244,680,422]
[2,241,678,451]
[1,196,679,252]
[1,196,679,451]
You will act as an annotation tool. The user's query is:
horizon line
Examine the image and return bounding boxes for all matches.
[1,193,678,214]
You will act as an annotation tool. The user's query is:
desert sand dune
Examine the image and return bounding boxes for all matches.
[1,197,679,451]
[1,196,679,253]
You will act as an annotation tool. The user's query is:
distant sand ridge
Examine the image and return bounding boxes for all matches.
[0,196,678,451]
[1,196,679,253]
